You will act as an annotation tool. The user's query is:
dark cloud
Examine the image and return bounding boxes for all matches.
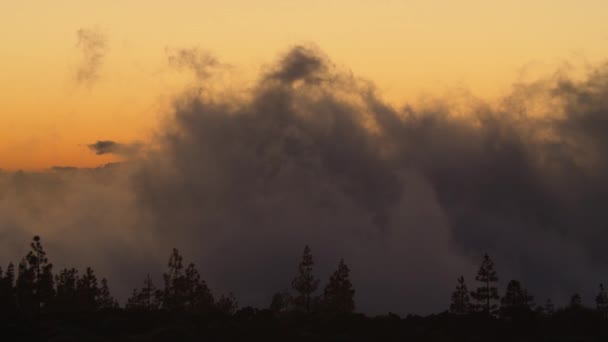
[75,28,107,84]
[3,46,608,314]
[167,47,220,81]
[87,140,141,157]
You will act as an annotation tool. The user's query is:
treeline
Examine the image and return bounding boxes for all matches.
[0,237,354,319]
[1,236,608,322]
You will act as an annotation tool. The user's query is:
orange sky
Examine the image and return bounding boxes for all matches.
[2,0,608,170]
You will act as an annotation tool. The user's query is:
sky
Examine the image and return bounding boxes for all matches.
[1,1,608,315]
[2,0,608,170]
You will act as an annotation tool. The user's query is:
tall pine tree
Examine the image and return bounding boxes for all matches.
[291,245,319,313]
[470,253,499,315]
[450,276,471,315]
[500,280,534,319]
[321,259,355,314]
[596,284,608,318]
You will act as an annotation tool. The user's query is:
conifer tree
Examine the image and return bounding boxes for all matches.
[0,263,16,316]
[55,268,79,312]
[500,280,534,319]
[543,298,555,316]
[470,253,500,315]
[16,259,35,316]
[321,259,355,314]
[126,274,160,311]
[291,245,319,313]
[596,284,608,318]
[184,262,214,312]
[450,276,471,314]
[77,267,99,311]
[97,278,117,309]
[269,290,292,314]
[216,292,239,315]
[26,236,55,310]
[161,248,185,311]
[569,293,582,309]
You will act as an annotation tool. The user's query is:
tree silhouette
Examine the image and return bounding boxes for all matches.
[160,249,214,312]
[269,290,292,315]
[26,236,54,311]
[54,268,79,312]
[184,262,214,312]
[16,259,35,317]
[97,278,117,309]
[126,274,160,311]
[291,245,319,313]
[500,280,534,319]
[596,284,608,318]
[77,267,99,311]
[470,253,499,315]
[217,292,239,315]
[449,276,471,315]
[321,259,355,314]
[0,263,16,317]
[543,298,555,316]
[569,293,582,309]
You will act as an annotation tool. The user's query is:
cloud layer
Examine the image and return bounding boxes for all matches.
[2,46,608,314]
[75,28,107,84]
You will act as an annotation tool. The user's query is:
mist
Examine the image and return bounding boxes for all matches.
[2,46,608,315]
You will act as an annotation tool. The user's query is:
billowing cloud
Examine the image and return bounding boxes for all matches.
[2,46,608,315]
[75,28,107,84]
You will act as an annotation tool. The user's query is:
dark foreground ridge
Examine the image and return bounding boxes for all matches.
[2,236,608,341]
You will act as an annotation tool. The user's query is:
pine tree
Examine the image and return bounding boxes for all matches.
[0,263,16,316]
[161,248,185,311]
[597,284,608,318]
[569,293,582,309]
[321,259,355,314]
[291,245,319,313]
[126,274,160,311]
[184,263,214,312]
[97,278,117,309]
[77,267,99,311]
[543,298,555,316]
[470,253,500,315]
[26,236,55,310]
[55,268,79,312]
[450,276,471,315]
[500,280,534,319]
[216,292,239,315]
[16,259,35,316]
[269,290,292,315]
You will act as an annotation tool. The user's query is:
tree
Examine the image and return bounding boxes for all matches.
[269,290,292,315]
[500,280,534,319]
[569,293,582,309]
[216,292,239,315]
[596,283,608,318]
[126,274,160,311]
[16,259,35,316]
[77,267,99,311]
[450,276,471,315]
[184,262,214,312]
[321,259,355,314]
[97,278,117,309]
[160,249,214,312]
[54,268,79,312]
[0,263,16,317]
[26,236,54,311]
[291,245,319,313]
[470,253,500,315]
[543,298,555,316]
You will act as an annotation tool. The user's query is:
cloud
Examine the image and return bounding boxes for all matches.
[87,140,142,157]
[167,47,220,81]
[75,28,107,84]
[3,46,608,314]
